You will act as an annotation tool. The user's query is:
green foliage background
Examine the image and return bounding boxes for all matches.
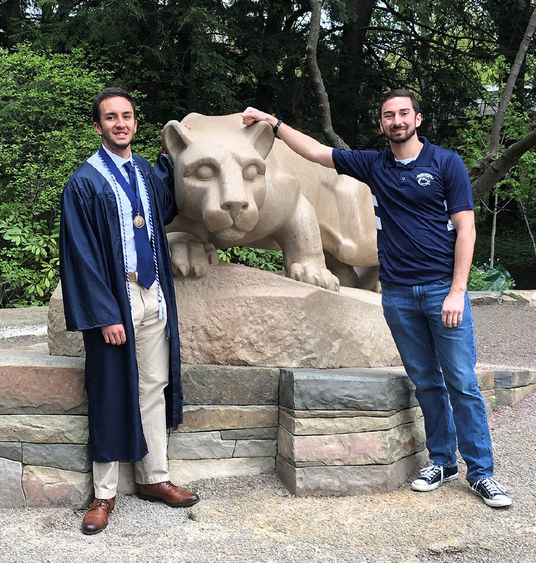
[0,47,104,306]
[0,46,161,306]
[1,1,535,306]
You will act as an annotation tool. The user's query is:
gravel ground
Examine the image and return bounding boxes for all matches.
[0,301,535,562]
[1,391,535,563]
[472,301,536,369]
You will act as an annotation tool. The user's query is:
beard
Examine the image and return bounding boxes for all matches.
[384,124,417,144]
[102,133,132,151]
[99,126,135,153]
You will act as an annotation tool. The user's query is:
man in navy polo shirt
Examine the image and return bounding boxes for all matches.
[242,89,511,508]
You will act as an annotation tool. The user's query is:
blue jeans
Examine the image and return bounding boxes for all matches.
[381,278,493,482]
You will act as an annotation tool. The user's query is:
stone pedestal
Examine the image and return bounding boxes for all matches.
[0,351,520,506]
[4,264,518,505]
[168,365,280,484]
[276,367,427,496]
[0,355,279,506]
[494,369,536,406]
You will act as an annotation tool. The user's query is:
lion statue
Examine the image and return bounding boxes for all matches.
[162,113,379,292]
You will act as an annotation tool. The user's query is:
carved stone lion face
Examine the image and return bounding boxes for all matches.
[162,114,274,242]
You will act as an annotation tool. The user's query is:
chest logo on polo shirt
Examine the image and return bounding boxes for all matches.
[416,172,434,187]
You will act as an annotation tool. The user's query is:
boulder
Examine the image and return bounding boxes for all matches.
[174,264,398,368]
[47,263,399,368]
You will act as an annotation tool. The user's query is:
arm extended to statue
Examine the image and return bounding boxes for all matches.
[242,107,335,169]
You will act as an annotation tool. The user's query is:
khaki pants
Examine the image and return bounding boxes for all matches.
[93,281,170,499]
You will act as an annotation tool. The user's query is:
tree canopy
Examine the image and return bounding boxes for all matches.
[1,0,535,305]
[2,1,532,142]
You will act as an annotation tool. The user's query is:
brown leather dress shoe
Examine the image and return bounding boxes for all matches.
[81,497,116,535]
[138,481,200,507]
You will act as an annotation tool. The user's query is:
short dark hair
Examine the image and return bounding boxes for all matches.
[378,88,420,118]
[92,87,136,124]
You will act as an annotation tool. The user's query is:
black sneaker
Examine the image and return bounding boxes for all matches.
[470,478,512,508]
[411,464,459,492]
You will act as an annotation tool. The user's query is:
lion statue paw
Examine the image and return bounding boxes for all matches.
[168,232,219,278]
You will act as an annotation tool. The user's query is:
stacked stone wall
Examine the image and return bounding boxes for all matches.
[494,369,536,406]
[168,365,279,483]
[276,368,496,496]
[2,351,531,508]
[0,354,89,508]
[276,368,427,496]
[0,356,279,508]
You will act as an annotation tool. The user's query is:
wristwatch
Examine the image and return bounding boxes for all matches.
[273,118,283,138]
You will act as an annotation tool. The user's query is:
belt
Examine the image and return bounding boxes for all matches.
[128,272,138,282]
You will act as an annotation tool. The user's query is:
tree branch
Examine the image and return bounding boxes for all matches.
[487,5,536,159]
[376,1,496,50]
[360,26,496,53]
[471,128,536,200]
[468,5,536,188]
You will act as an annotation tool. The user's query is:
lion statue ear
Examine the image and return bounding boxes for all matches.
[161,120,191,160]
[241,120,275,160]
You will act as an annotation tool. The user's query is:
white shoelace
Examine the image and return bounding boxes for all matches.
[475,478,506,496]
[419,465,443,480]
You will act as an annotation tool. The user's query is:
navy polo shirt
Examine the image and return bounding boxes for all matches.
[332,137,474,285]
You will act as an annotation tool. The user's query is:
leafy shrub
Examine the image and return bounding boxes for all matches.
[467,264,515,292]
[0,46,111,307]
[0,46,162,307]
[217,247,284,272]
[0,210,59,306]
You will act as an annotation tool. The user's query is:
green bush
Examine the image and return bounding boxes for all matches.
[0,210,59,307]
[217,247,284,272]
[0,46,111,307]
[0,47,179,307]
[467,264,515,292]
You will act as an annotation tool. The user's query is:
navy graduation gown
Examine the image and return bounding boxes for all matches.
[60,153,182,463]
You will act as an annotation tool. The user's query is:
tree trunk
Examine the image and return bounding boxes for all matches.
[306,0,349,149]
[518,198,536,258]
[337,0,375,145]
[485,0,534,105]
[470,128,536,200]
[487,5,536,160]
[253,2,288,112]
[489,190,498,268]
[469,5,536,198]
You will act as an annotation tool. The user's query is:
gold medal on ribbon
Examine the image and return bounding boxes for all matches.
[133,214,145,229]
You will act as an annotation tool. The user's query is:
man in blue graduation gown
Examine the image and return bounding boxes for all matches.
[60,87,199,535]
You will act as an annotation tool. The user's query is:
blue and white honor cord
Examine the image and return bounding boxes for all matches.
[99,155,165,320]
